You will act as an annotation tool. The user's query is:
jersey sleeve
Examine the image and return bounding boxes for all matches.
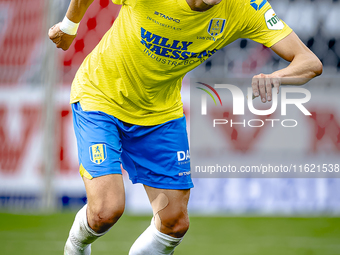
[240,0,292,48]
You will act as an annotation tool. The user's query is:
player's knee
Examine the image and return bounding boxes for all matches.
[94,202,125,225]
[88,200,125,231]
[160,210,190,238]
[172,214,190,237]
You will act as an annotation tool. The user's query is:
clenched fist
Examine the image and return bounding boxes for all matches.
[48,23,76,51]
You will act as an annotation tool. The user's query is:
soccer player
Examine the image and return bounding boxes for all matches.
[49,0,322,254]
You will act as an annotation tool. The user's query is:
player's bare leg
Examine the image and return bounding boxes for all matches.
[64,174,125,255]
[129,186,190,254]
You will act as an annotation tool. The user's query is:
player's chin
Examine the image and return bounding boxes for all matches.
[203,0,222,6]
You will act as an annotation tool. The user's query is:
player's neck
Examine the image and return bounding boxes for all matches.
[186,0,222,12]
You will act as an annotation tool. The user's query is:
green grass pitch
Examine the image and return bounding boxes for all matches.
[0,212,339,254]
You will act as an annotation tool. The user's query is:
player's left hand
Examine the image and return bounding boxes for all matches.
[251,73,281,103]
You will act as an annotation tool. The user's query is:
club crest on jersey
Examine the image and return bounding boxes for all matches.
[207,18,226,37]
[89,144,107,164]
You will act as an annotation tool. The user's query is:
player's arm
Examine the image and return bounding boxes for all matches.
[270,32,322,83]
[252,31,323,103]
[48,0,94,51]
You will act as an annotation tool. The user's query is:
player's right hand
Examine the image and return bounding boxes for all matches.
[48,23,76,51]
[251,73,281,103]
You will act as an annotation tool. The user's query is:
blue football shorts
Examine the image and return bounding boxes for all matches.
[71,102,193,190]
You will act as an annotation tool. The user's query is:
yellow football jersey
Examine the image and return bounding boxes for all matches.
[70,0,292,125]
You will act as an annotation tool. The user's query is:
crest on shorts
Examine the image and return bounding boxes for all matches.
[89,144,107,164]
[207,18,226,37]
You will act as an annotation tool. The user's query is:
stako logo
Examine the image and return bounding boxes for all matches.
[89,144,107,164]
[250,0,267,11]
[154,11,180,23]
[207,18,226,36]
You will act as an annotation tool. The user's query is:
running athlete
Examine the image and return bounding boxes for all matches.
[49,0,322,254]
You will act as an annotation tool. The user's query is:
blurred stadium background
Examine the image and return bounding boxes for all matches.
[1,0,340,254]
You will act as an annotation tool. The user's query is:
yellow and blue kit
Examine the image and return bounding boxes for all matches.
[71,0,292,188]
